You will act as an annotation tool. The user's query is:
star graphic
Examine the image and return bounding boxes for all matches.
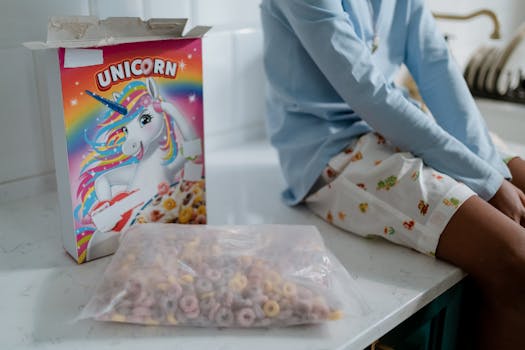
[71,98,78,106]
[188,94,196,103]
[187,54,193,59]
[179,60,186,71]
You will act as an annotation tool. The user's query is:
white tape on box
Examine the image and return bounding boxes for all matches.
[183,139,202,159]
[183,162,203,181]
[64,48,103,68]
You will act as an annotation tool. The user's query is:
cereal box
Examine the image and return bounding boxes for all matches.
[25,17,210,263]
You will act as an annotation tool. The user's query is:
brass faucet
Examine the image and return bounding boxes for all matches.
[433,9,501,39]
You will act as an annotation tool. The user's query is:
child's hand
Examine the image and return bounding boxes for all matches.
[508,157,525,196]
[488,180,525,226]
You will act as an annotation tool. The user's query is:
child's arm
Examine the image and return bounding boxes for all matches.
[404,0,511,181]
[266,0,503,200]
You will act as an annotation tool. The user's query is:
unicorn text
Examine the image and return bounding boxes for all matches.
[96,58,178,91]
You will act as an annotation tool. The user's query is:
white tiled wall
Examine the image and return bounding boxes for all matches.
[0,0,264,202]
[0,0,91,201]
[1,0,524,202]
[0,1,90,49]
[203,26,266,146]
[89,0,145,19]
[193,0,262,27]
[142,0,192,22]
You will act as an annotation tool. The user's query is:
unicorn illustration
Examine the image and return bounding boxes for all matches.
[75,77,200,261]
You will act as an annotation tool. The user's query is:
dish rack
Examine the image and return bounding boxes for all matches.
[463,22,525,105]
[468,79,525,105]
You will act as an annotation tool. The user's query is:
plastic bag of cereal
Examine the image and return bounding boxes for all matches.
[80,223,367,327]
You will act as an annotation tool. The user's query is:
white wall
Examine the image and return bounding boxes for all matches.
[427,0,525,68]
[0,0,264,202]
[0,1,91,202]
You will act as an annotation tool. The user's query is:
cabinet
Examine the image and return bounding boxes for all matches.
[367,279,473,350]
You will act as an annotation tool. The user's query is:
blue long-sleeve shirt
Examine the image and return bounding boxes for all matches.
[261,0,510,205]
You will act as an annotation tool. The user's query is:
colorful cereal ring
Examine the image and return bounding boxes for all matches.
[215,307,234,327]
[282,282,297,297]
[179,294,199,313]
[110,313,127,322]
[236,308,256,327]
[328,310,344,320]
[229,275,248,291]
[195,278,214,294]
[263,300,280,318]
[205,268,222,282]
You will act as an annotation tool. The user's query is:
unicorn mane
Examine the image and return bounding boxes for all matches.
[74,80,179,221]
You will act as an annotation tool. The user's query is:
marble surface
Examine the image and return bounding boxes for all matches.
[477,98,525,145]
[0,139,471,350]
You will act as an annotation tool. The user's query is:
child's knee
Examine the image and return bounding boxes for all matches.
[484,245,525,306]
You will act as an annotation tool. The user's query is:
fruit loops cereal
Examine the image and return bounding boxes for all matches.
[80,223,365,327]
[133,180,206,225]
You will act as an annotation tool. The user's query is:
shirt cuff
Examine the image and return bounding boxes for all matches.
[477,170,505,201]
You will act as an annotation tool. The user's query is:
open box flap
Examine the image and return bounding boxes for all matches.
[24,16,211,49]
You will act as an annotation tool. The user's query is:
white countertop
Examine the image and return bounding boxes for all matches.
[0,139,470,350]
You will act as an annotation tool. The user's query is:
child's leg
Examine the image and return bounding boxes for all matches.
[306,133,525,349]
[436,195,525,350]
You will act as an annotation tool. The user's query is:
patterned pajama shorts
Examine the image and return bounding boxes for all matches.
[305,132,476,256]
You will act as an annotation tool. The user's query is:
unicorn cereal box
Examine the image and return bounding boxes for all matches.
[25,17,210,263]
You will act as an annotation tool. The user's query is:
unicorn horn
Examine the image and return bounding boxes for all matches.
[85,90,128,115]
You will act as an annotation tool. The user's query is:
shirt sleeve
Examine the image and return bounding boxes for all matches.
[404,0,511,180]
[269,0,503,200]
